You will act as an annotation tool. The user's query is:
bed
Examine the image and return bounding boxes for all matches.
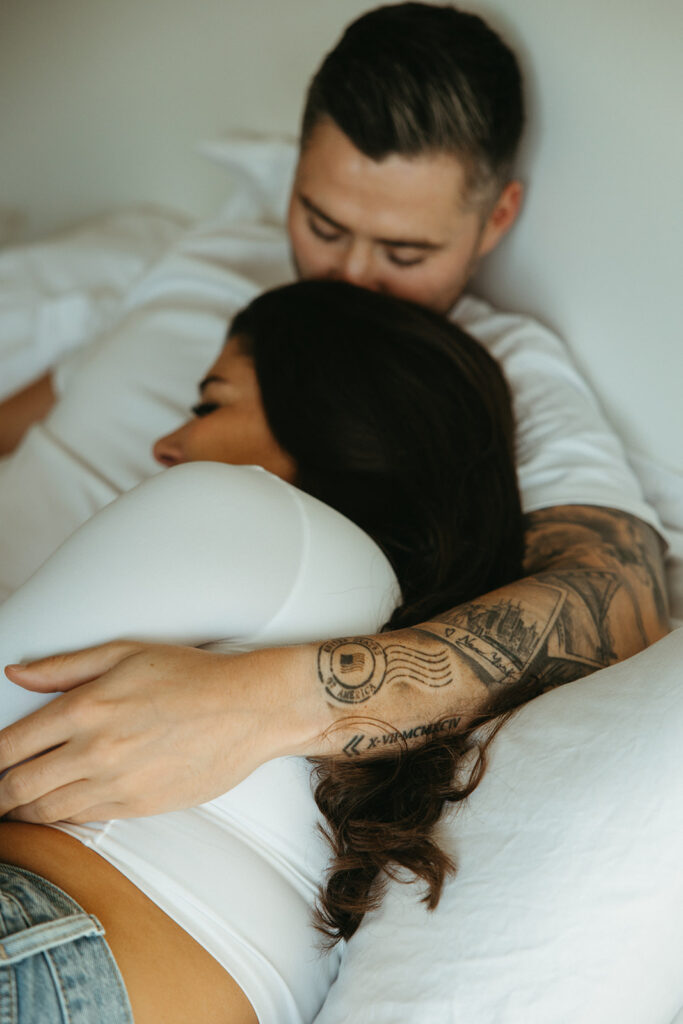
[1,0,682,1019]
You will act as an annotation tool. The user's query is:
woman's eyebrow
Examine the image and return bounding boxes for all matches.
[199,374,227,393]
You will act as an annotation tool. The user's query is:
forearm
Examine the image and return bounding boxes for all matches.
[289,505,670,759]
[0,505,668,823]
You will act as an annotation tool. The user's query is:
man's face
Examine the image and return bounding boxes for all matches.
[288,119,521,314]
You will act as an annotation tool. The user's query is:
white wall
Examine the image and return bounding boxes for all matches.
[472,0,683,474]
[0,0,370,237]
[1,0,681,472]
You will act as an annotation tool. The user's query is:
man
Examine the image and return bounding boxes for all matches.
[0,2,668,823]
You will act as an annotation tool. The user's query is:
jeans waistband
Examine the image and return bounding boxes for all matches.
[0,861,134,1024]
[0,909,105,966]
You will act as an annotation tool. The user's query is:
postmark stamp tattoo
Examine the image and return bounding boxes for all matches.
[318,638,387,703]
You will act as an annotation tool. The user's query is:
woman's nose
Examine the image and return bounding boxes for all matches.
[152,427,186,467]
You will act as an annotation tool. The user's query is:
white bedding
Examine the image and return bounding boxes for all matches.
[316,627,683,1024]
[0,205,190,401]
[1,138,681,618]
[0,142,295,599]
[1,137,682,1024]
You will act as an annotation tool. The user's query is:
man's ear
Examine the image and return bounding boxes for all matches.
[477,180,524,258]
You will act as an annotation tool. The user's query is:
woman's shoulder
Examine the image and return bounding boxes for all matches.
[151,462,385,557]
[156,463,400,645]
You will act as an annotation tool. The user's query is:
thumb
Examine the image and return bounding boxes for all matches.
[4,640,141,692]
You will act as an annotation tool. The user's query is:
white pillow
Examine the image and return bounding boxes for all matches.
[0,205,189,400]
[316,628,683,1024]
[0,204,293,600]
[628,452,683,627]
[196,134,297,226]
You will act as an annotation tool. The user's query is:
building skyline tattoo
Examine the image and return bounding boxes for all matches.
[450,599,542,668]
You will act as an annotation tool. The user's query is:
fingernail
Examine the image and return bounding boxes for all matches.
[5,664,27,673]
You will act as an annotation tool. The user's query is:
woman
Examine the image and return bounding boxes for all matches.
[0,281,523,1024]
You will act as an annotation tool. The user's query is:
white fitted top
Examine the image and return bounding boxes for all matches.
[0,462,400,1024]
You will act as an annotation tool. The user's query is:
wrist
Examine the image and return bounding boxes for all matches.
[227,643,332,761]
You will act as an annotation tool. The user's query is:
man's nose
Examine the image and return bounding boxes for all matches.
[336,241,379,290]
[152,427,186,467]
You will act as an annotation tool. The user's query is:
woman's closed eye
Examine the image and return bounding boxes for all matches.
[191,401,220,418]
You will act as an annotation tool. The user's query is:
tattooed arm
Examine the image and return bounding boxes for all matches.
[314,504,669,755]
[0,505,669,821]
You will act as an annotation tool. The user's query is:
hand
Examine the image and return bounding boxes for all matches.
[0,641,316,824]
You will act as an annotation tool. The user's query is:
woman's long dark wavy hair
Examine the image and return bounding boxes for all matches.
[230,279,525,942]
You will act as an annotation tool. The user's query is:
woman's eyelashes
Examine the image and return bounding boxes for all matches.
[191,401,220,418]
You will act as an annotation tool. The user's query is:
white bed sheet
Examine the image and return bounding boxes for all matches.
[0,204,190,401]
[315,627,683,1024]
[1,137,682,1024]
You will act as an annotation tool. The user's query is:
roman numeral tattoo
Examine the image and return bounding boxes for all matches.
[339,717,463,756]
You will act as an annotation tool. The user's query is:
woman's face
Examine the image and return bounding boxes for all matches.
[152,337,297,482]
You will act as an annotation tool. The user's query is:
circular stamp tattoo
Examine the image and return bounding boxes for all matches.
[318,638,387,704]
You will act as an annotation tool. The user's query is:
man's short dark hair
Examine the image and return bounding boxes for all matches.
[301,2,524,205]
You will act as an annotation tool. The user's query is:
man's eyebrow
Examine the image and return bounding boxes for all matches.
[299,194,347,233]
[299,193,442,250]
[199,374,227,392]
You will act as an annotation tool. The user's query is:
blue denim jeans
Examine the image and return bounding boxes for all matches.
[0,862,133,1023]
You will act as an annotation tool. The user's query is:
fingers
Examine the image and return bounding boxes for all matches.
[64,802,131,825]
[0,699,75,791]
[3,781,129,826]
[0,737,138,823]
[0,740,93,819]
[3,778,89,827]
[4,640,141,692]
